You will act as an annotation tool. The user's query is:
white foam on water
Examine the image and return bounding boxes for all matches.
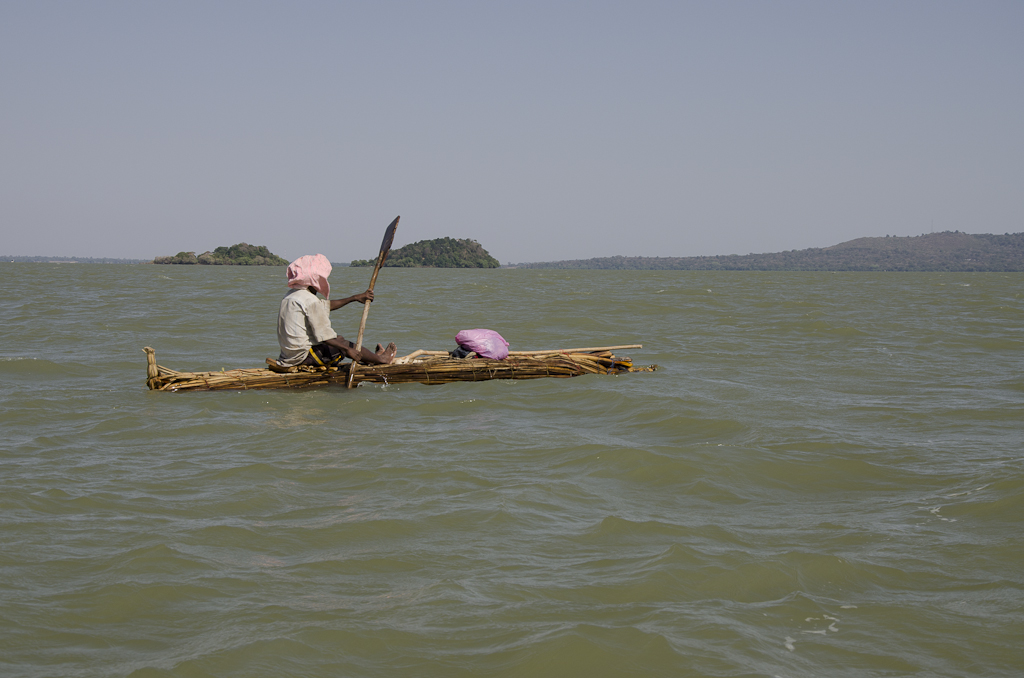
[784,637,795,652]
[801,614,840,635]
[944,484,988,498]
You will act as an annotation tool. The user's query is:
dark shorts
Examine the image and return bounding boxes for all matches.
[304,340,351,367]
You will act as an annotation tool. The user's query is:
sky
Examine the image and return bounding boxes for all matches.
[2,1,1022,264]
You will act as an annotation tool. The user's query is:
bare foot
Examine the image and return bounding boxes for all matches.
[375,343,384,353]
[379,342,397,364]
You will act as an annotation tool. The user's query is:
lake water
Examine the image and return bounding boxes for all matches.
[1,263,1022,677]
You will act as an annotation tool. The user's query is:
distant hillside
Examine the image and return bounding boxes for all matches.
[351,237,500,268]
[514,232,1024,271]
[154,243,288,266]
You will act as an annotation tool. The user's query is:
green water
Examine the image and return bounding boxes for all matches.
[1,263,1022,677]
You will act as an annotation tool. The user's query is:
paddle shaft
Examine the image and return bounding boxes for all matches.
[346,216,399,388]
[351,255,385,356]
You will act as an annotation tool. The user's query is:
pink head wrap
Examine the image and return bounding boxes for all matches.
[286,254,332,298]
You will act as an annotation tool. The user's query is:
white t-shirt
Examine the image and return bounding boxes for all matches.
[277,288,338,366]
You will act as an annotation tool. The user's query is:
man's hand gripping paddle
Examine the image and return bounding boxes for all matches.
[347,216,399,388]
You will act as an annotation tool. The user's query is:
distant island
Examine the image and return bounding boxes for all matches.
[513,232,1024,272]
[350,237,500,268]
[153,243,288,266]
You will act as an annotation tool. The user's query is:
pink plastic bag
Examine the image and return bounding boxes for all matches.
[455,329,509,360]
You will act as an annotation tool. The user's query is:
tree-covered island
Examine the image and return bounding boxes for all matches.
[153,243,288,266]
[350,237,500,268]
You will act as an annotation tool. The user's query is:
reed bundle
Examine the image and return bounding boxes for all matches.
[143,345,657,392]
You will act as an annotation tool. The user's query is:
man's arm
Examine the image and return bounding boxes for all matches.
[329,289,373,311]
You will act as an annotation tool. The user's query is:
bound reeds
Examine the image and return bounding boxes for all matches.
[143,345,657,392]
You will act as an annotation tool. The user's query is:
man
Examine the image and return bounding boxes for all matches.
[277,253,397,368]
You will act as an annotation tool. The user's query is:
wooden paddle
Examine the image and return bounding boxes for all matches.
[347,215,399,388]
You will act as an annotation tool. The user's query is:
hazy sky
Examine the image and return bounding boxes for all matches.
[2,1,1022,263]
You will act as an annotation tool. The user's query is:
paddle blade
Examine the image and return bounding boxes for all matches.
[378,216,399,265]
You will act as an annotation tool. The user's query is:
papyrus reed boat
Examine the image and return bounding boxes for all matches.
[144,345,657,391]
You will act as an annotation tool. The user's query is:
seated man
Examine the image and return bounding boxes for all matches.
[277,253,397,368]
